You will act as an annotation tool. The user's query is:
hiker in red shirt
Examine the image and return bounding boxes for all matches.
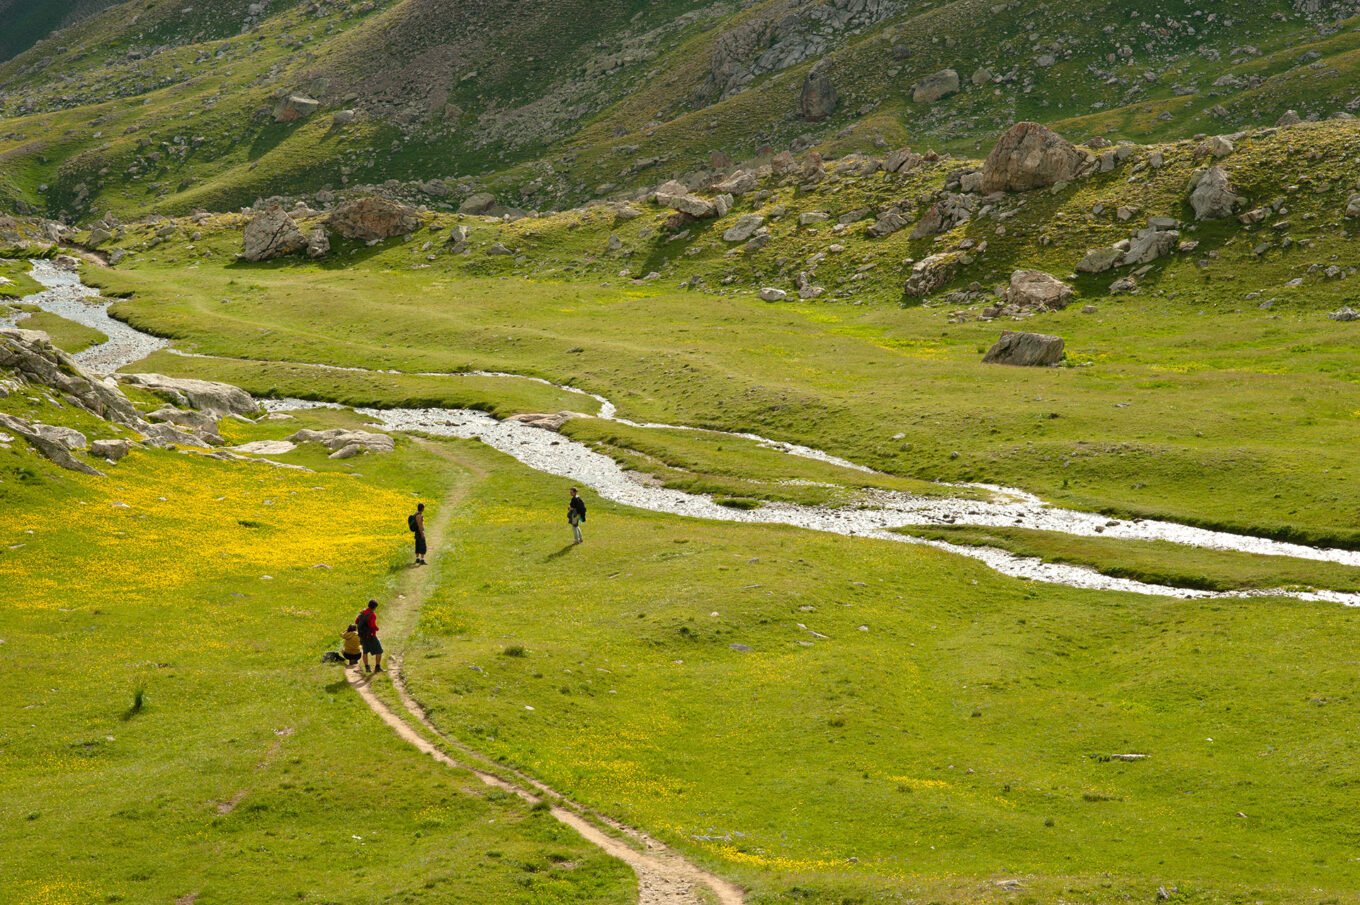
[356,599,383,674]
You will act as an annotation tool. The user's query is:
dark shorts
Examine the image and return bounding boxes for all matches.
[343,652,361,665]
[360,635,383,655]
[415,533,427,555]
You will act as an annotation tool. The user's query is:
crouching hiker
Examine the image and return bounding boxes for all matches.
[355,599,383,673]
[340,623,362,668]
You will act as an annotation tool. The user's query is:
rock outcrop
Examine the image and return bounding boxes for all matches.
[327,197,420,241]
[117,373,258,417]
[982,331,1066,366]
[241,205,307,262]
[980,122,1083,193]
[0,412,102,475]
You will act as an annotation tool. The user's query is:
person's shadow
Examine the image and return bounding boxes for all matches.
[544,543,576,562]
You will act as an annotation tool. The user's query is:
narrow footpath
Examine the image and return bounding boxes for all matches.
[347,441,745,905]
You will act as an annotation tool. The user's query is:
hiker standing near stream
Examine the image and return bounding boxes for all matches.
[568,487,587,545]
[409,502,427,565]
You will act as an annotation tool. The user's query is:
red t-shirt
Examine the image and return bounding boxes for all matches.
[356,609,378,636]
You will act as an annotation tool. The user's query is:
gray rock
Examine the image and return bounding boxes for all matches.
[1345,195,1360,218]
[714,170,758,195]
[0,328,142,426]
[722,214,765,243]
[1330,307,1358,322]
[656,191,717,218]
[758,288,788,301]
[289,428,395,457]
[1188,166,1241,220]
[33,423,88,450]
[1277,109,1302,127]
[91,438,134,461]
[1005,270,1074,311]
[866,208,910,238]
[507,412,575,432]
[982,331,1066,366]
[1121,227,1179,266]
[332,109,357,126]
[147,405,224,445]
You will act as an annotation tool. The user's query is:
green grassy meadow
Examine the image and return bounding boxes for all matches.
[393,442,1360,905]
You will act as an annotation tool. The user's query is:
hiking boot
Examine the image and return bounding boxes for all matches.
[373,666,384,673]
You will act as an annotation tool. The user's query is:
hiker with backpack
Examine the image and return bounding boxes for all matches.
[568,487,587,545]
[409,502,427,565]
[355,599,383,673]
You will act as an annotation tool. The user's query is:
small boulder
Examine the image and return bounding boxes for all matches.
[758,288,788,302]
[332,109,357,126]
[1076,247,1122,274]
[904,252,961,298]
[1277,109,1302,127]
[866,207,910,238]
[913,69,960,104]
[722,214,765,243]
[273,94,320,123]
[714,170,758,195]
[799,67,838,121]
[327,197,420,241]
[91,438,134,462]
[982,331,1066,367]
[1330,307,1358,322]
[1005,270,1074,311]
[459,192,498,215]
[288,428,395,457]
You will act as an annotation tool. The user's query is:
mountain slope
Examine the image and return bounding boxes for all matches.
[1,0,1359,222]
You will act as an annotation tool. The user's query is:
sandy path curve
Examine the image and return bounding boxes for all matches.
[348,442,744,905]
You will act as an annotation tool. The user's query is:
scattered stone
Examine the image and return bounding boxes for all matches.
[0,412,101,475]
[231,440,297,455]
[758,287,789,301]
[1076,247,1122,274]
[866,207,910,238]
[507,412,575,432]
[1197,135,1234,158]
[982,331,1066,367]
[1330,307,1358,322]
[714,170,758,195]
[332,109,357,126]
[288,428,395,458]
[1277,109,1302,127]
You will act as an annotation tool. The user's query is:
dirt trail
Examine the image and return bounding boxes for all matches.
[347,441,745,905]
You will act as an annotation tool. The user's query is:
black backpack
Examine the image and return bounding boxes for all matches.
[407,513,418,532]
